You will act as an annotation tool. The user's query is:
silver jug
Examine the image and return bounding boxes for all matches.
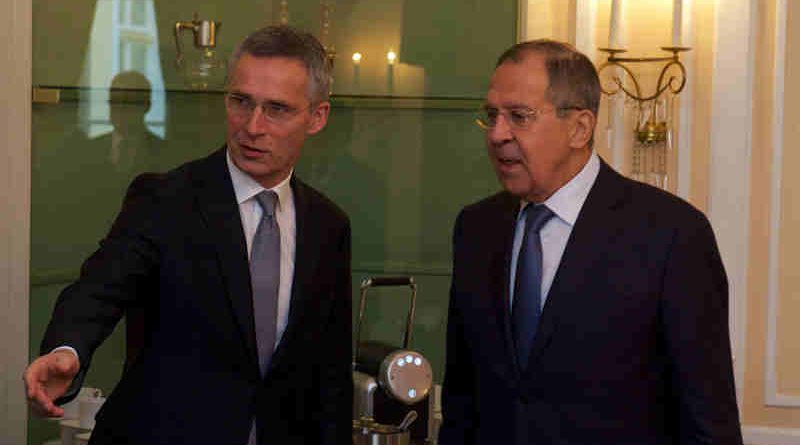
[173,14,224,89]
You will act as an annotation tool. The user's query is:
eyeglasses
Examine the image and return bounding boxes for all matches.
[474,106,584,130]
[225,92,310,124]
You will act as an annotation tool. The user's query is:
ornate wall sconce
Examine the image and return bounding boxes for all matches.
[598,46,689,189]
[598,0,689,191]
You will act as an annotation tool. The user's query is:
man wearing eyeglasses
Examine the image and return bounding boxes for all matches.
[24,25,351,445]
[439,40,742,445]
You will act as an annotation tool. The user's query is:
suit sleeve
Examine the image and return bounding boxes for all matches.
[40,173,162,404]
[439,210,478,445]
[660,213,743,444]
[317,217,353,445]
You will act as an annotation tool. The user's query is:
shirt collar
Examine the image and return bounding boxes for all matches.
[521,151,600,226]
[226,149,293,209]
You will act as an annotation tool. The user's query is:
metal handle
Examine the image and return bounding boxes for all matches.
[173,19,196,65]
[363,276,413,287]
[353,276,417,366]
[174,14,221,65]
[397,410,418,431]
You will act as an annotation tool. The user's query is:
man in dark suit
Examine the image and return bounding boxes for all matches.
[23,25,352,445]
[439,40,743,445]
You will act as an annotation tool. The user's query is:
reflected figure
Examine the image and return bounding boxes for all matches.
[94,71,164,174]
[30,71,164,274]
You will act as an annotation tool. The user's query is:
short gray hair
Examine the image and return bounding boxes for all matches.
[496,39,600,117]
[228,25,331,104]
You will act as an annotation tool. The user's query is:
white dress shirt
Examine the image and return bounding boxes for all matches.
[226,151,296,349]
[509,151,600,310]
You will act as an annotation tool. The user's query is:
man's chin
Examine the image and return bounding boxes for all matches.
[496,175,529,197]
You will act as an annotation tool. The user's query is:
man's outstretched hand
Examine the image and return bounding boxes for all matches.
[23,350,79,417]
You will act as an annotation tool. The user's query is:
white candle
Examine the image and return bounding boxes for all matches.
[609,0,621,48]
[672,0,683,46]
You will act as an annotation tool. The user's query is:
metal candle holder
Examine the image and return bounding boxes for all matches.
[598,46,690,145]
[598,46,691,190]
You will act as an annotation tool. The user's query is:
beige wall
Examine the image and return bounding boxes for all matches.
[524,0,800,442]
[777,0,800,399]
[743,0,800,434]
[688,0,714,211]
[0,0,31,443]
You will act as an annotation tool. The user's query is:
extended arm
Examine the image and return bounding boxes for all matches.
[33,174,162,407]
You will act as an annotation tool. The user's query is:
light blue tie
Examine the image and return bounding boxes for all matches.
[250,190,280,375]
[512,204,554,370]
[249,191,280,445]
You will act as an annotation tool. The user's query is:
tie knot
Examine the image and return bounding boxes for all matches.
[523,204,554,233]
[254,190,278,217]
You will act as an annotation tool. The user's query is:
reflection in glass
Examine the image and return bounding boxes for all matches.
[82,0,165,138]
[103,71,164,172]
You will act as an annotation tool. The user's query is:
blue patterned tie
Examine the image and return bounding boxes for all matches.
[512,204,554,369]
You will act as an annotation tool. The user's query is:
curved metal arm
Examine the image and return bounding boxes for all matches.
[597,47,690,103]
[174,20,196,65]
[597,60,643,101]
[655,59,687,97]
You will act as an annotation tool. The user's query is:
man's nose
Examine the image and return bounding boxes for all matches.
[487,115,514,146]
[244,107,267,135]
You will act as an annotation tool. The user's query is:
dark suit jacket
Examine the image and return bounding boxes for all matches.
[439,159,742,445]
[41,147,352,445]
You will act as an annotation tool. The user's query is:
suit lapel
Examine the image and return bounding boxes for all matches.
[488,193,524,378]
[525,160,630,370]
[192,148,259,370]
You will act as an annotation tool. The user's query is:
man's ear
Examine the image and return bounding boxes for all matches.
[306,101,330,135]
[570,109,596,149]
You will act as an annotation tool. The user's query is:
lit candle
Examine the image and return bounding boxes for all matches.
[609,0,621,48]
[352,52,362,65]
[672,0,683,46]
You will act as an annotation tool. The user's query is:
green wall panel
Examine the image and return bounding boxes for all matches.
[31,92,226,277]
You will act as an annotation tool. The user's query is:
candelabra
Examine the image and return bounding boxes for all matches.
[320,0,336,68]
[276,0,337,68]
[598,46,690,190]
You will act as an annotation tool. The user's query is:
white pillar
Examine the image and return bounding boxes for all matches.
[708,0,756,408]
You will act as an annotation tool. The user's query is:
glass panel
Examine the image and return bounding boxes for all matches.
[30,1,516,443]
